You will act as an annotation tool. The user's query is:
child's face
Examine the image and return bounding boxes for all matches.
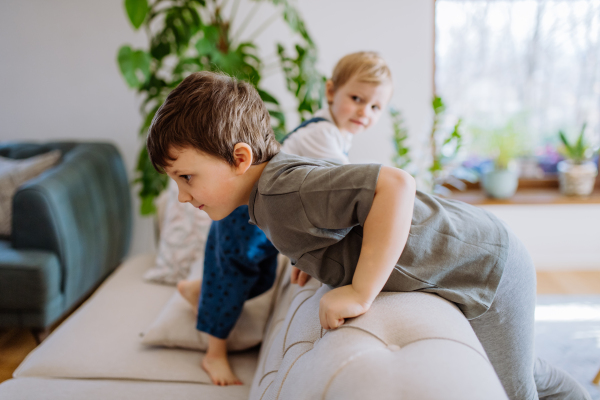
[164,147,244,221]
[326,76,392,135]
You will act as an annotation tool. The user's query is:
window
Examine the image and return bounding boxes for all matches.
[435,0,600,164]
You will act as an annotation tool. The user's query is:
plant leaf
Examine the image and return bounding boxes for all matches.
[558,130,570,148]
[258,89,279,105]
[196,25,220,57]
[125,0,148,29]
[432,96,445,115]
[140,195,157,215]
[575,123,587,161]
[268,110,285,122]
[135,146,168,215]
[117,45,151,88]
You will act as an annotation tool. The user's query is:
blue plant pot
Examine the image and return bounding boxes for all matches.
[482,169,519,199]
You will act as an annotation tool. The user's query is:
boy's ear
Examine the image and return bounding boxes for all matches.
[325,80,335,104]
[232,143,253,175]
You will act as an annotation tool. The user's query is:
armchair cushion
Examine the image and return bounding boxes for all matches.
[0,241,64,327]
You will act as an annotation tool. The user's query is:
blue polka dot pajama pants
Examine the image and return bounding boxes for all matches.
[196,205,279,339]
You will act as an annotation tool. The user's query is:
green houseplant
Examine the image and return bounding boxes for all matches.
[118,0,324,214]
[427,96,471,196]
[390,107,411,171]
[390,97,475,196]
[471,119,525,199]
[557,123,598,196]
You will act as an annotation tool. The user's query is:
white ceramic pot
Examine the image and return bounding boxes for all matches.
[557,160,598,196]
[482,168,519,199]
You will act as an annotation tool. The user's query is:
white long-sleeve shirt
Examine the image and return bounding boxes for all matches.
[280,109,352,165]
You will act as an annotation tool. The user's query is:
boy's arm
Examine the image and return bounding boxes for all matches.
[319,166,416,330]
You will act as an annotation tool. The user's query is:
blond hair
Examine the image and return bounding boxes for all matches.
[330,51,392,89]
[147,71,280,172]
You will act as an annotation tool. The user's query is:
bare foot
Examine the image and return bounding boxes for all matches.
[177,279,201,310]
[202,354,242,386]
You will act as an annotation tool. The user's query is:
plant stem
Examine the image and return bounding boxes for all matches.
[430,113,439,173]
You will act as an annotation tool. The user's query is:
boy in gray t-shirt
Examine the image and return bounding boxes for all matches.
[146,71,590,400]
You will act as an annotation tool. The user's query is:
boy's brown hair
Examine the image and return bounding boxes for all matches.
[330,51,392,90]
[147,71,280,172]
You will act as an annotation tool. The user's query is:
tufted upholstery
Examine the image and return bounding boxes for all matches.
[250,264,508,400]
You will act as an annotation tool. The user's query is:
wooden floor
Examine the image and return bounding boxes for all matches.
[1,270,600,384]
[0,327,37,384]
[536,270,600,294]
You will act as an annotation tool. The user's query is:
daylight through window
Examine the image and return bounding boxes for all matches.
[435,0,600,166]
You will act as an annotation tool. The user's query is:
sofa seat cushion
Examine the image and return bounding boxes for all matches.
[0,242,64,327]
[249,266,508,400]
[0,377,249,400]
[14,253,258,385]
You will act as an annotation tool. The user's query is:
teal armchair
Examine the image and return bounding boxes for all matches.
[0,142,132,336]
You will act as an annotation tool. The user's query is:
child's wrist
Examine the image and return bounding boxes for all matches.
[350,283,376,309]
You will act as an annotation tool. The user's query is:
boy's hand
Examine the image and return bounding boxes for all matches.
[319,285,371,330]
[291,266,311,286]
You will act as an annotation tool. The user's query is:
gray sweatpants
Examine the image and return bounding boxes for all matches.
[469,229,591,400]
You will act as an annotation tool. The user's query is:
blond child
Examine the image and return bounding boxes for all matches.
[175,52,393,386]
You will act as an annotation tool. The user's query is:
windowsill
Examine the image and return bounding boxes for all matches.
[448,177,600,206]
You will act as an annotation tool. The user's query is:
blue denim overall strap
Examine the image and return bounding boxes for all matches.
[279,117,330,144]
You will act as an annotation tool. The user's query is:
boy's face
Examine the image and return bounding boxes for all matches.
[164,147,243,221]
[326,75,393,135]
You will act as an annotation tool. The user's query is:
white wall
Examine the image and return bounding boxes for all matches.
[483,204,600,271]
[0,0,154,255]
[3,1,596,270]
[0,0,434,257]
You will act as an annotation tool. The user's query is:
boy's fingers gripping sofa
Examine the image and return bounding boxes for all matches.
[0,141,131,331]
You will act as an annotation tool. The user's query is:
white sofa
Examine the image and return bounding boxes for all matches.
[0,246,509,399]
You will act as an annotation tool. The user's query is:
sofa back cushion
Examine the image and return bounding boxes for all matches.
[249,265,508,400]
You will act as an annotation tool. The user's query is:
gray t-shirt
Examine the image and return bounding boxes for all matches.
[248,151,509,319]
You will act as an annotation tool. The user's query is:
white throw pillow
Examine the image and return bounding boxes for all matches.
[143,179,212,285]
[0,150,61,236]
[140,254,289,351]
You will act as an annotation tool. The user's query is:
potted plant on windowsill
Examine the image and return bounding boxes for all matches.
[471,120,525,199]
[389,98,477,197]
[557,123,598,196]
